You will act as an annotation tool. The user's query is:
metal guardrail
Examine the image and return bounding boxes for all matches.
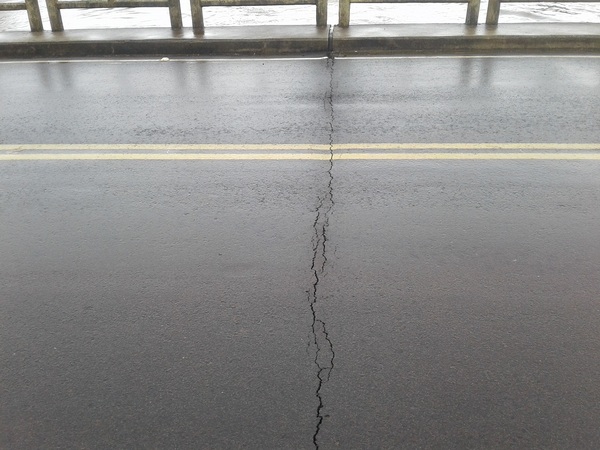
[45,0,183,30]
[190,0,327,32]
[486,0,600,25]
[0,0,44,30]
[339,0,480,27]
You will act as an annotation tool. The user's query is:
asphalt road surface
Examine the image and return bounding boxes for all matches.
[1,56,600,449]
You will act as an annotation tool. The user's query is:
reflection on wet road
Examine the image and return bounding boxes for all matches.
[1,57,600,449]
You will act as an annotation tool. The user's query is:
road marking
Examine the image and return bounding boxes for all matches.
[342,55,600,60]
[0,57,327,65]
[335,143,600,151]
[2,153,600,161]
[0,153,329,161]
[336,153,600,160]
[4,56,600,65]
[0,144,331,152]
[2,143,600,152]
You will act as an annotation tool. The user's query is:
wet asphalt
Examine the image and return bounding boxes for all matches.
[1,56,600,449]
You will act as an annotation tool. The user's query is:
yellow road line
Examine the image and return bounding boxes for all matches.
[337,153,600,160]
[335,143,600,151]
[2,153,600,161]
[0,144,330,152]
[2,143,600,152]
[0,153,330,161]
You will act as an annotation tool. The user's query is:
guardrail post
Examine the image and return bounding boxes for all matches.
[339,0,350,27]
[465,0,480,25]
[168,0,183,29]
[190,0,204,33]
[316,0,327,26]
[486,0,500,25]
[25,0,44,31]
[46,0,64,31]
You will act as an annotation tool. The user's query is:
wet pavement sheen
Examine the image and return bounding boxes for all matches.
[1,57,600,449]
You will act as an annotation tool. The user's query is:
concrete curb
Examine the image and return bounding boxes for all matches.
[0,26,331,58]
[332,24,600,55]
[1,23,600,58]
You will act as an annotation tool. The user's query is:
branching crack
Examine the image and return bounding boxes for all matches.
[310,56,336,450]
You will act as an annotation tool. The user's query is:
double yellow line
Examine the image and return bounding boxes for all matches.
[1,143,600,160]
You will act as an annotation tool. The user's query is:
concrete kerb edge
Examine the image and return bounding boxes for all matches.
[2,25,600,58]
[331,35,600,56]
[0,40,331,58]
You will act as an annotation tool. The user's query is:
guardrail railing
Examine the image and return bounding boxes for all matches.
[486,0,600,25]
[339,0,481,27]
[0,0,43,30]
[4,0,600,34]
[190,0,327,32]
[45,0,183,31]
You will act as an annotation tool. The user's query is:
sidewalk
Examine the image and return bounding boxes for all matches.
[1,23,600,58]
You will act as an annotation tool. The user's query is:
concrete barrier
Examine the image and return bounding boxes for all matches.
[2,0,600,58]
[2,24,600,58]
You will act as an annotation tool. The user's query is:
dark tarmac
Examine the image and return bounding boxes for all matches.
[1,56,600,449]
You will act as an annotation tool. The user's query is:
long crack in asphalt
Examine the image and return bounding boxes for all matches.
[310,56,336,450]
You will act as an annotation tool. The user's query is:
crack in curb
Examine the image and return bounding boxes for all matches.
[310,55,336,450]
